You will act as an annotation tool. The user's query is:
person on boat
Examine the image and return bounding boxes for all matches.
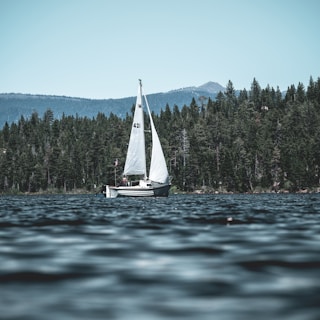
[120,176,128,186]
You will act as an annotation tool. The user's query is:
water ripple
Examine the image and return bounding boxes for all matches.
[0,193,320,320]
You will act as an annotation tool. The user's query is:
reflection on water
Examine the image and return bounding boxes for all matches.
[0,194,320,319]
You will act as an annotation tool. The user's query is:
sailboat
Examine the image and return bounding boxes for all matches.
[106,80,170,197]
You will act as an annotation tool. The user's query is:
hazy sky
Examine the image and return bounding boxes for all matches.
[0,0,319,99]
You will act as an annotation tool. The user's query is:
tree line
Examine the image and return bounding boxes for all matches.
[1,77,320,194]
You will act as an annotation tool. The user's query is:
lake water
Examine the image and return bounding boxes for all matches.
[0,193,320,320]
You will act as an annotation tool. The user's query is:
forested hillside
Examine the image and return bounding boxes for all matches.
[1,77,320,194]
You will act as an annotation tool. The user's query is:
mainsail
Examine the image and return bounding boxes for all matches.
[123,84,146,178]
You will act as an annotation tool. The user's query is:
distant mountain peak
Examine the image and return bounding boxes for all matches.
[169,81,225,94]
[196,81,225,93]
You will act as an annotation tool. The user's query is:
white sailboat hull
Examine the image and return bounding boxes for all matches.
[109,180,170,197]
[111,184,170,197]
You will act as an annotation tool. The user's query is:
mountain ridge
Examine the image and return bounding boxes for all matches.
[0,81,226,128]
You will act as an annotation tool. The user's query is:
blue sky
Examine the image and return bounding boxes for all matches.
[0,0,319,99]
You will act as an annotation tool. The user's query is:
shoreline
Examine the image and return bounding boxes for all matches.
[1,187,320,196]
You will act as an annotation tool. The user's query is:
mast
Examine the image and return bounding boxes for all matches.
[139,80,147,180]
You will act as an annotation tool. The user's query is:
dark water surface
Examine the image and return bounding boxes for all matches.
[1,193,320,320]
